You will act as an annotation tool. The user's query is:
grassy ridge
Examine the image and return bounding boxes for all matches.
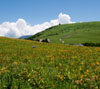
[0,37,100,88]
[27,22,100,44]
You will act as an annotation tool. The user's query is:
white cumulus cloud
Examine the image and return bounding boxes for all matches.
[0,13,74,38]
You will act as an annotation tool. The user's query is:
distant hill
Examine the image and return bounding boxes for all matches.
[27,22,100,44]
[19,35,32,39]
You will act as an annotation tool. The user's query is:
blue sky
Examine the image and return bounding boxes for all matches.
[0,0,100,25]
[0,0,100,38]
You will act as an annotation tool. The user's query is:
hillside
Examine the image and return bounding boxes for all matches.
[27,22,100,44]
[0,37,100,88]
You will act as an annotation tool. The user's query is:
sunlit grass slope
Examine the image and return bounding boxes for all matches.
[0,37,100,88]
[27,22,100,44]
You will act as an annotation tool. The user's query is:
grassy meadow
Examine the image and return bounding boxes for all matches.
[27,22,100,44]
[0,37,100,89]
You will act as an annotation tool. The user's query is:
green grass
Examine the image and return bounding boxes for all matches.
[27,22,100,44]
[1,37,100,88]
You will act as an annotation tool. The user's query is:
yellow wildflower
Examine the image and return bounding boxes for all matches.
[60,76,63,80]
[0,67,6,71]
[81,62,84,65]
[85,75,87,77]
[59,63,62,66]
[71,62,74,65]
[56,75,60,78]
[79,67,82,71]
[14,61,18,65]
[96,61,99,65]
[56,66,58,69]
[52,84,55,87]
[85,70,89,74]
[81,75,83,78]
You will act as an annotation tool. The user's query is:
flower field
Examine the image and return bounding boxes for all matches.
[0,37,100,89]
